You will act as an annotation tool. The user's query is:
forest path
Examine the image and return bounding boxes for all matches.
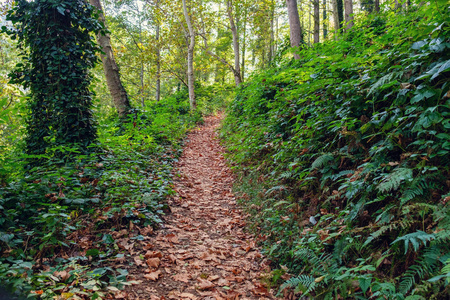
[125,114,275,299]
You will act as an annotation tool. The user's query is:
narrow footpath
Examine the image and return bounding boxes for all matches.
[124,114,275,299]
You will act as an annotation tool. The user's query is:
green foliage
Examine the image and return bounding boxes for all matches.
[223,1,450,298]
[0,90,201,298]
[2,0,103,164]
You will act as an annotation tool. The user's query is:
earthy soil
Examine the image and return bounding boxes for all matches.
[120,114,275,299]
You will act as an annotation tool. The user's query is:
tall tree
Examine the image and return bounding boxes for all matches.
[323,0,327,38]
[337,0,344,31]
[286,0,303,59]
[89,0,132,118]
[6,0,101,163]
[226,0,242,86]
[313,0,320,43]
[344,0,353,31]
[331,0,340,37]
[182,0,196,110]
[155,1,161,102]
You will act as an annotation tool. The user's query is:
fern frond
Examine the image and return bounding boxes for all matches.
[311,153,334,170]
[377,167,413,193]
[400,175,440,206]
[392,231,435,254]
[364,219,414,247]
[279,274,316,294]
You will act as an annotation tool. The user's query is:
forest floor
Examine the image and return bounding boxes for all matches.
[120,114,275,299]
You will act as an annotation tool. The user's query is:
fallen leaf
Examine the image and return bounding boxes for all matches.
[197,278,215,290]
[166,233,179,243]
[207,275,220,281]
[53,270,70,281]
[180,293,197,300]
[146,257,160,268]
[145,250,162,259]
[173,273,190,283]
[134,256,144,266]
[144,270,161,281]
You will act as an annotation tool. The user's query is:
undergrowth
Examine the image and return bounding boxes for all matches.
[0,86,226,299]
[222,2,449,299]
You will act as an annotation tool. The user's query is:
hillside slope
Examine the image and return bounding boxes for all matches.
[222,2,449,299]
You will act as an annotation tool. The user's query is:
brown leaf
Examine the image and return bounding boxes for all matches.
[207,275,220,281]
[166,233,179,244]
[179,293,197,300]
[144,270,161,281]
[168,254,177,263]
[146,257,160,268]
[197,278,214,290]
[172,273,190,283]
[53,270,70,282]
[145,250,162,259]
[134,256,144,266]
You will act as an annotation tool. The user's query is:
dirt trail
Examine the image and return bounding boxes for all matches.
[124,114,275,299]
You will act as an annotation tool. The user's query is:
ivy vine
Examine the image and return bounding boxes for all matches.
[2,0,104,165]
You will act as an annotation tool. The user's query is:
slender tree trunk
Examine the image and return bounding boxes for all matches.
[308,3,311,45]
[374,0,380,12]
[286,0,303,59]
[137,5,145,108]
[182,0,196,110]
[323,0,327,38]
[89,0,132,118]
[332,0,340,37]
[269,0,275,63]
[226,1,242,86]
[344,0,353,31]
[155,22,161,102]
[155,0,161,102]
[140,62,144,107]
[241,10,247,81]
[337,0,344,32]
[313,0,320,43]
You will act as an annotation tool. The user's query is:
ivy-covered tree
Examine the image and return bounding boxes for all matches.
[3,0,102,164]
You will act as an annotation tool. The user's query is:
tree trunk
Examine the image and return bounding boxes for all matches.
[89,0,132,118]
[286,0,303,59]
[332,0,340,37]
[337,0,344,32]
[323,0,327,38]
[182,0,196,110]
[226,1,242,86]
[269,0,275,64]
[344,0,353,31]
[374,0,380,13]
[241,10,247,81]
[155,19,161,102]
[313,0,320,43]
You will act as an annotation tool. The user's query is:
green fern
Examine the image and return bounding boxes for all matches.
[311,153,334,170]
[377,167,413,193]
[364,218,414,247]
[392,231,435,254]
[279,274,316,294]
[400,175,439,206]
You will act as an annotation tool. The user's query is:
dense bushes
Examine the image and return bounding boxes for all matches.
[0,89,205,298]
[222,2,449,299]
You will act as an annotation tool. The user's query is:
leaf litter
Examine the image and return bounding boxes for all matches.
[122,115,275,299]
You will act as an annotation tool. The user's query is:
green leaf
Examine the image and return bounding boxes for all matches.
[56,6,65,15]
[86,248,100,257]
[102,234,115,244]
[431,60,450,80]
[392,231,435,254]
[359,277,371,293]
